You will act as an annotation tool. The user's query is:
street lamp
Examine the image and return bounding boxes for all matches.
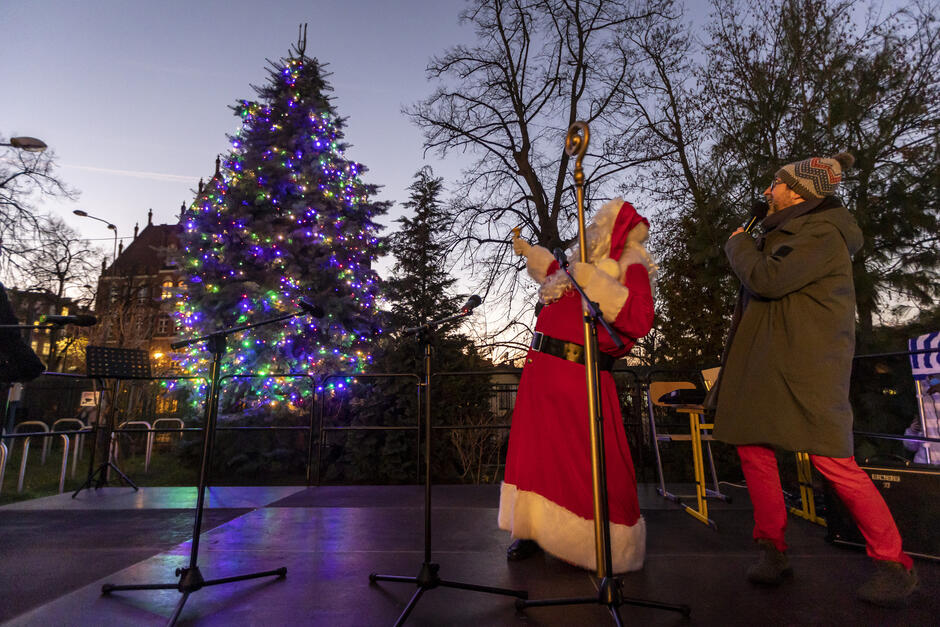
[0,136,47,153]
[73,209,118,262]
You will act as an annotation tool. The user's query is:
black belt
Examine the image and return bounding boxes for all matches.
[530,332,616,371]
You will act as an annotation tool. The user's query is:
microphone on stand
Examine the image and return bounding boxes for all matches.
[552,248,569,269]
[42,314,98,327]
[299,300,325,317]
[460,295,483,313]
[743,200,769,233]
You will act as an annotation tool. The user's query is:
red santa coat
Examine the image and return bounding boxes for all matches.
[499,200,654,573]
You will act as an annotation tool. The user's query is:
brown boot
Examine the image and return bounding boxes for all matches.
[746,539,793,585]
[857,561,917,608]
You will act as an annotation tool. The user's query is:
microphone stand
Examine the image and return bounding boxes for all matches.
[516,122,690,625]
[100,304,316,625]
[369,302,528,626]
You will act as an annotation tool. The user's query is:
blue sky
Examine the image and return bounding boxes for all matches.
[1,0,471,269]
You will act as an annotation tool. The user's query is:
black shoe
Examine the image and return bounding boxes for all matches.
[857,561,917,608]
[507,539,541,561]
[746,539,793,585]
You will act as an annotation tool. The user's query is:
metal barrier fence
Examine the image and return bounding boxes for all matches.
[3,350,936,499]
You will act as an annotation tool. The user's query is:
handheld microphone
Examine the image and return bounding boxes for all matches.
[460,295,483,313]
[299,300,325,318]
[42,314,97,327]
[552,248,569,269]
[743,200,769,233]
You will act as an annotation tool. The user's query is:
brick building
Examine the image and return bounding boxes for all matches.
[93,209,184,372]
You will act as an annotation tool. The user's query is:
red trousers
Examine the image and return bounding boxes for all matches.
[737,445,913,569]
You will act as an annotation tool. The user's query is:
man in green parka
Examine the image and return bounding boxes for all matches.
[712,152,917,607]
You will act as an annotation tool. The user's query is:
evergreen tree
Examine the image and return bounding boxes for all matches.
[177,39,388,416]
[323,168,499,484]
[384,167,461,327]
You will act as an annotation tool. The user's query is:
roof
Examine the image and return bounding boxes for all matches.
[103,223,181,277]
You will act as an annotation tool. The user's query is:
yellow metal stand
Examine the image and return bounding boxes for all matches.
[787,451,826,526]
[676,405,717,527]
[646,379,729,530]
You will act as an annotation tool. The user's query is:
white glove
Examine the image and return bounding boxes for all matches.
[571,262,597,286]
[571,261,630,323]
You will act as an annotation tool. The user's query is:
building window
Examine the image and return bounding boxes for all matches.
[155,316,171,336]
[161,280,174,300]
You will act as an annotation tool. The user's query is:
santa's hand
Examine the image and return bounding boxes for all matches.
[512,233,531,257]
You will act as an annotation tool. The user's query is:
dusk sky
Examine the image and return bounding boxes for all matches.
[1,0,472,271]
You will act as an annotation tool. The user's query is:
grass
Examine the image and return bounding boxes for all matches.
[0,437,198,506]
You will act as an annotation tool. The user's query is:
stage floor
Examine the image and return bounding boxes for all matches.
[1,484,936,626]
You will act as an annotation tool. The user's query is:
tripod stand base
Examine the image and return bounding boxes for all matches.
[101,565,287,626]
[72,461,139,498]
[370,562,527,626]
[516,575,690,626]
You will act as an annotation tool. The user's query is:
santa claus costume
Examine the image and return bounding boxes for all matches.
[499,198,656,573]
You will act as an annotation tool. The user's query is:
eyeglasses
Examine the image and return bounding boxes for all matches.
[769,178,784,192]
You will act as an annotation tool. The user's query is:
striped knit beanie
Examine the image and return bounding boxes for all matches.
[776,152,855,199]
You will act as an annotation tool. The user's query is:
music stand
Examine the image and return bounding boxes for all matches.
[73,346,151,496]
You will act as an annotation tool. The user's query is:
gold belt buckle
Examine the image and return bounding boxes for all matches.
[563,342,584,364]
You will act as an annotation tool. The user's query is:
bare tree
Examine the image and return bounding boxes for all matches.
[409,0,678,345]
[0,135,75,265]
[92,275,162,351]
[610,9,741,365]
[6,215,102,370]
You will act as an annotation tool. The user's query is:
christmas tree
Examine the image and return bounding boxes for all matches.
[177,37,388,414]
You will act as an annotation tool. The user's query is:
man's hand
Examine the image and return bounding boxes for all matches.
[729,227,746,240]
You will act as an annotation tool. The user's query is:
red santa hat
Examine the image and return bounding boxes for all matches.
[608,201,648,261]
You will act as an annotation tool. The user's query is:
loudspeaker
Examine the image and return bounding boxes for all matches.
[825,460,940,561]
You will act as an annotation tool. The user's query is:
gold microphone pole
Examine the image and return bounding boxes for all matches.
[517,123,691,622]
[565,122,614,580]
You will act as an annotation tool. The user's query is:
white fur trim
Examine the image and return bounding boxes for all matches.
[582,268,630,323]
[620,237,659,281]
[525,245,556,283]
[498,482,646,573]
[596,258,620,279]
[619,248,647,269]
